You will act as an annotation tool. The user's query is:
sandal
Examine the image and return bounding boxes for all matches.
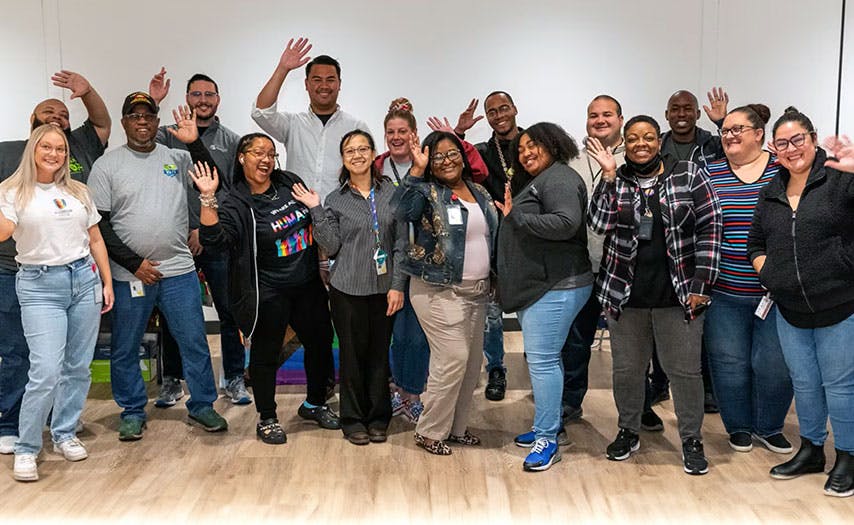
[447,430,481,446]
[414,432,451,455]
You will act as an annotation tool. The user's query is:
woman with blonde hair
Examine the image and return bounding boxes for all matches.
[0,124,113,482]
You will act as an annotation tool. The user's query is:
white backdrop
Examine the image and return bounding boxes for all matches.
[0,0,848,150]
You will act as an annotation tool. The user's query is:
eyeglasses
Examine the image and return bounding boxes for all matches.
[246,150,278,160]
[720,125,755,137]
[342,146,372,158]
[125,113,157,122]
[188,91,218,98]
[430,149,462,164]
[773,133,811,151]
[37,143,67,155]
[486,104,514,119]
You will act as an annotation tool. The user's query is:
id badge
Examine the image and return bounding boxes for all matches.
[94,279,103,305]
[374,248,388,275]
[755,293,774,320]
[447,205,463,225]
[130,280,146,298]
[637,212,654,240]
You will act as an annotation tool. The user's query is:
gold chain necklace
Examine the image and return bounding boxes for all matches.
[494,135,515,179]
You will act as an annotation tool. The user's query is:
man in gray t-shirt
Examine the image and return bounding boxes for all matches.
[87,91,226,440]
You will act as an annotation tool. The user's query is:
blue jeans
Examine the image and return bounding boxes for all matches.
[0,271,28,438]
[390,285,430,395]
[775,310,854,452]
[518,285,592,441]
[14,257,101,455]
[111,272,217,421]
[483,298,505,372]
[704,292,792,436]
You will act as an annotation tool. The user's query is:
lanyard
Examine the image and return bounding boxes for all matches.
[389,158,402,184]
[368,187,381,249]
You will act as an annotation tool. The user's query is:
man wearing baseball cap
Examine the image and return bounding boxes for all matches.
[87,91,227,441]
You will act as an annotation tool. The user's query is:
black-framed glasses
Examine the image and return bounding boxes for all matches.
[188,91,218,98]
[342,146,372,158]
[773,133,811,151]
[720,125,755,137]
[486,104,514,118]
[125,113,157,122]
[246,150,278,161]
[430,149,462,164]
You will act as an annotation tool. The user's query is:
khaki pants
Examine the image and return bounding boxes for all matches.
[410,278,488,440]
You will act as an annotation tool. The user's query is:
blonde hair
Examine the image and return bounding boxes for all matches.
[0,124,94,213]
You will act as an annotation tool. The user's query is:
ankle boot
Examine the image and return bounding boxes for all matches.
[770,436,825,479]
[824,449,854,497]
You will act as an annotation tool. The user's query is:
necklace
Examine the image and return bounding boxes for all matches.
[255,183,278,201]
[494,135,515,179]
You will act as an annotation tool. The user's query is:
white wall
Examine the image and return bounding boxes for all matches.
[0,0,846,150]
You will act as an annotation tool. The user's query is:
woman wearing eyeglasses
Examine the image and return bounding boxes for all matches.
[747,107,854,497]
[703,105,794,456]
[398,131,498,456]
[291,130,404,445]
[196,133,339,446]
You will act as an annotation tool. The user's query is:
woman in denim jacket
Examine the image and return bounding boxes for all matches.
[397,131,498,455]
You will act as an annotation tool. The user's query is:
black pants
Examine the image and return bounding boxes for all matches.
[251,279,334,420]
[561,293,602,411]
[329,287,393,436]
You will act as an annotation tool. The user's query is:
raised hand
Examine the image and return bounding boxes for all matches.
[586,137,617,180]
[189,161,219,195]
[279,37,312,71]
[823,135,854,173]
[453,98,483,135]
[408,134,428,177]
[51,70,92,99]
[292,182,321,208]
[149,67,171,104]
[702,87,729,123]
[167,105,199,144]
[494,182,513,217]
[427,116,455,135]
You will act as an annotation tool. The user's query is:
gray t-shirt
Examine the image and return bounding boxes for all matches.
[87,144,195,281]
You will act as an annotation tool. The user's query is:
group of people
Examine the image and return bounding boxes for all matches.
[0,37,852,499]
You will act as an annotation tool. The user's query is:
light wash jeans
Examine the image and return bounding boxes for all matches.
[517,285,592,442]
[14,256,101,455]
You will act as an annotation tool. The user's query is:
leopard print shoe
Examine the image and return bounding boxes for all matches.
[414,432,451,455]
[447,430,481,446]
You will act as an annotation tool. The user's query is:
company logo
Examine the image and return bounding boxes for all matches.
[54,198,67,209]
[163,164,179,177]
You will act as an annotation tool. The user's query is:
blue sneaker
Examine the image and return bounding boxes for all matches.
[523,439,561,471]
[390,391,405,417]
[514,428,569,447]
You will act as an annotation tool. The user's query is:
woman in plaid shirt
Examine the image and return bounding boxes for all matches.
[586,115,722,476]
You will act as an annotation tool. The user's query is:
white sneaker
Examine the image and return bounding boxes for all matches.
[13,453,38,481]
[76,418,84,434]
[53,437,88,461]
[0,435,17,454]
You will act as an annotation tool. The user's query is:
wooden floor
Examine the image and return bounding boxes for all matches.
[1,332,849,524]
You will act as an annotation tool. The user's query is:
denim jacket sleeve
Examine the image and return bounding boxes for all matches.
[397,174,430,222]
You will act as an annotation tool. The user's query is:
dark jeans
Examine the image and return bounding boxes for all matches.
[0,271,29,437]
[561,293,601,411]
[389,285,430,395]
[251,279,334,421]
[330,288,393,435]
[160,252,245,381]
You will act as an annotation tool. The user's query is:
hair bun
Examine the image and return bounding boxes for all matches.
[388,97,413,113]
[783,106,800,114]
[747,103,771,126]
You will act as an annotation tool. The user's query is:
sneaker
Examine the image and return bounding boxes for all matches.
[53,437,88,461]
[297,403,341,430]
[118,418,146,441]
[754,433,793,454]
[256,418,287,445]
[485,368,506,401]
[154,376,184,408]
[13,453,38,482]
[390,391,405,417]
[682,438,709,475]
[0,435,17,454]
[704,391,720,414]
[403,399,424,424]
[225,376,252,405]
[641,409,664,431]
[729,432,754,452]
[188,407,228,432]
[606,429,640,461]
[514,427,570,447]
[523,438,561,472]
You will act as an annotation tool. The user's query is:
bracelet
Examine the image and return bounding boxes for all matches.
[199,193,218,209]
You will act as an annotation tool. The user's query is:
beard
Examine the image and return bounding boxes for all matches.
[32,117,71,136]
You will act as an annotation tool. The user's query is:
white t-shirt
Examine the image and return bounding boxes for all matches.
[460,198,490,280]
[0,182,100,265]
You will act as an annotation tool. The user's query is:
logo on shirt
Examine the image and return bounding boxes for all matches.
[69,157,83,174]
[54,198,67,209]
[163,164,179,177]
[270,208,307,233]
[275,225,313,257]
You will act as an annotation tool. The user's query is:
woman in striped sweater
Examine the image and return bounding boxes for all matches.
[704,104,794,455]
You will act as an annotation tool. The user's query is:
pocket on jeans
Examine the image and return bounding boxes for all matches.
[16,267,44,281]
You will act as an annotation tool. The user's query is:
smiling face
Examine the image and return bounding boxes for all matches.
[665,91,700,138]
[305,64,340,114]
[34,129,68,179]
[121,104,159,151]
[484,93,518,137]
[430,138,464,186]
[385,117,414,160]
[624,121,661,164]
[342,133,374,178]
[186,79,220,122]
[239,137,277,190]
[31,99,70,131]
[721,111,763,161]
[516,133,554,177]
[586,98,623,146]
[773,121,816,176]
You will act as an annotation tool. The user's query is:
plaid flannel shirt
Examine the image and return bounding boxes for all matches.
[588,158,722,319]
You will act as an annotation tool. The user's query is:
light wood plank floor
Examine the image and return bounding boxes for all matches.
[0,332,849,524]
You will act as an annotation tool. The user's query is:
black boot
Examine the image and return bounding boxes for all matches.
[485,368,506,401]
[824,449,854,497]
[770,437,825,480]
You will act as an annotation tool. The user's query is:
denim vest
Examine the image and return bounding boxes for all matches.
[397,176,498,286]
